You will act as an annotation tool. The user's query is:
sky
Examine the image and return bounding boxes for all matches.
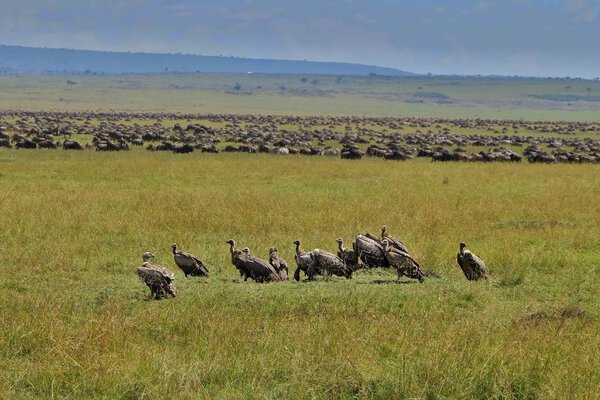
[1,0,599,78]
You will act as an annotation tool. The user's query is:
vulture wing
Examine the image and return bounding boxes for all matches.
[463,251,488,280]
[385,234,410,254]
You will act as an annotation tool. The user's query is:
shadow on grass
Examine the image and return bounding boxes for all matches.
[357,279,420,285]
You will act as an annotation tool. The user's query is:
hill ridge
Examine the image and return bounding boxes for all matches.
[0,44,416,76]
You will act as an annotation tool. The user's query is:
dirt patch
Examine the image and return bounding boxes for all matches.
[516,305,589,326]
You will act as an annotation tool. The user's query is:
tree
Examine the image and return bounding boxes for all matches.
[300,77,308,84]
[233,83,242,91]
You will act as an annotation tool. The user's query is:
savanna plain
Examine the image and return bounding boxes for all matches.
[0,73,599,399]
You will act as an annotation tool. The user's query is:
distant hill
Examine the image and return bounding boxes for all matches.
[0,44,416,76]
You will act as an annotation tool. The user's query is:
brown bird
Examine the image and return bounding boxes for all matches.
[335,238,362,271]
[269,247,289,280]
[171,243,210,277]
[137,252,177,299]
[456,242,488,281]
[381,225,410,254]
[226,239,281,282]
[354,234,389,269]
[381,239,424,282]
[310,249,352,280]
[292,240,317,281]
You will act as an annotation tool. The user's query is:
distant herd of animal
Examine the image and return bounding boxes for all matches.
[1,110,599,163]
[137,226,488,300]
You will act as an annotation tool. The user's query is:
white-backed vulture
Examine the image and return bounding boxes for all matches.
[354,234,389,269]
[381,239,425,282]
[310,249,352,280]
[269,247,289,280]
[456,242,488,281]
[226,239,281,282]
[137,252,177,299]
[381,225,410,254]
[293,240,317,281]
[171,243,210,277]
[336,238,362,271]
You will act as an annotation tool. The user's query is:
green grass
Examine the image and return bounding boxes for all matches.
[0,149,598,399]
[1,73,600,120]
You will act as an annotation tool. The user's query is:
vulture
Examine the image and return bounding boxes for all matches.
[456,242,488,281]
[171,243,210,277]
[335,238,362,271]
[226,239,246,278]
[293,240,317,281]
[310,249,352,280]
[226,239,281,282]
[354,234,389,269]
[381,239,425,282]
[137,252,177,299]
[381,225,410,254]
[269,247,289,280]
[233,247,250,277]
[364,232,383,244]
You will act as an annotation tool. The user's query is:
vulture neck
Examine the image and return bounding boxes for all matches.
[295,242,303,255]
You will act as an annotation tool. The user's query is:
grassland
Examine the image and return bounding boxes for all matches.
[1,73,600,120]
[0,148,598,399]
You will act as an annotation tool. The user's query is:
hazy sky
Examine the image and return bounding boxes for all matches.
[1,0,599,77]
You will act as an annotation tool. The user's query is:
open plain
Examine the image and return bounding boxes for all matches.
[0,74,599,399]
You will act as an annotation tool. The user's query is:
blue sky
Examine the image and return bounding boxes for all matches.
[1,0,599,77]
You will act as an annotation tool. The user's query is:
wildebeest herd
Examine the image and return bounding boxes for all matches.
[1,110,599,163]
[138,226,488,300]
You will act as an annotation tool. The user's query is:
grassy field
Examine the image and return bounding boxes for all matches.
[1,73,600,120]
[0,149,598,399]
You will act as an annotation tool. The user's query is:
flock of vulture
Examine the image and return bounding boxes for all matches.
[1,110,599,163]
[138,226,488,300]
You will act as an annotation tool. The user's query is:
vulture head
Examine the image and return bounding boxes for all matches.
[142,252,155,262]
[381,239,390,251]
[335,238,344,245]
[459,242,468,252]
[226,239,235,246]
[171,243,178,253]
[269,247,278,255]
[381,225,388,235]
[293,240,301,246]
